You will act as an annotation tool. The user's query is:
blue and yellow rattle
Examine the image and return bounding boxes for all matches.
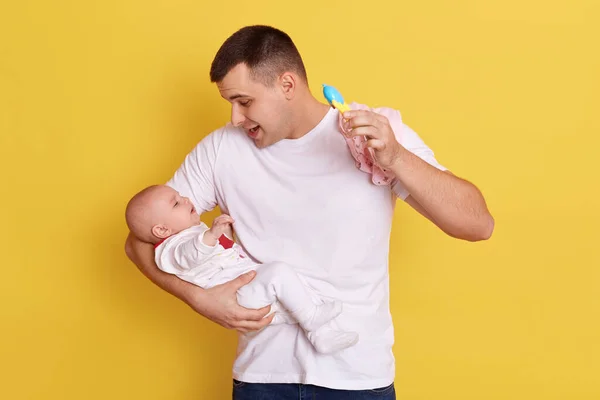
[322,84,351,114]
[323,83,358,138]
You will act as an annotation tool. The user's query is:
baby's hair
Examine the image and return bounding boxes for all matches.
[125,185,161,243]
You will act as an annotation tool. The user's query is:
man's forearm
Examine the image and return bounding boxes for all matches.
[391,148,494,241]
[124,233,206,306]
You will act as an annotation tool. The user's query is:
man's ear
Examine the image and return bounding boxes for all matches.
[279,72,297,100]
[151,224,172,239]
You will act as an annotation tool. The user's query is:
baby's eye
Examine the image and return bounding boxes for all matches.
[174,201,179,207]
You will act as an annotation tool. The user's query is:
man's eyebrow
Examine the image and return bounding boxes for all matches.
[228,94,250,101]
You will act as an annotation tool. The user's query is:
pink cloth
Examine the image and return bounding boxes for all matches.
[336,102,400,186]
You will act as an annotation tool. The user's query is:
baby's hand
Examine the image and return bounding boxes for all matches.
[209,214,234,238]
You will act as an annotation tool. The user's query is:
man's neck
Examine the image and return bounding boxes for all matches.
[287,92,331,140]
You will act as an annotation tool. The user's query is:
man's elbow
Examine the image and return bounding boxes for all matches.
[124,233,135,261]
[466,213,495,242]
[477,213,496,241]
[449,212,494,242]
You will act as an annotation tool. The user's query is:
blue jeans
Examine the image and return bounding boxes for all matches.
[232,380,396,399]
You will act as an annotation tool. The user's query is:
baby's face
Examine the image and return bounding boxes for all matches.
[150,186,200,235]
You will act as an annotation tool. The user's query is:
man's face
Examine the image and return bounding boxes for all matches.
[217,63,292,148]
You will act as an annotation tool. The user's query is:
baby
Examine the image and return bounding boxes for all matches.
[125,184,359,354]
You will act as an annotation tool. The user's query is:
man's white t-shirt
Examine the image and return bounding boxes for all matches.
[167,106,446,390]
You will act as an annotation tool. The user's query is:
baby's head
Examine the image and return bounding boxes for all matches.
[125,185,200,244]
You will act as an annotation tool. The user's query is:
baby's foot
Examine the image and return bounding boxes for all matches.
[307,325,359,354]
[293,301,342,332]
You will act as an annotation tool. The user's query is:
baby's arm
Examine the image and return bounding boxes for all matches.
[155,226,226,287]
[202,214,235,246]
[165,215,235,274]
[171,229,223,270]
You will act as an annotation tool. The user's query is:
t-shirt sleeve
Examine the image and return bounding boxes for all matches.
[166,131,222,213]
[375,107,447,200]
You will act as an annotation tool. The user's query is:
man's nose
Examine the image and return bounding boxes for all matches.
[231,105,245,127]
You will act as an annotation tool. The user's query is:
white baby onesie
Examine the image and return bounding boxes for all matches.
[154,223,359,354]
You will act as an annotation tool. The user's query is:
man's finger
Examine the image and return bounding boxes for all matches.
[344,115,377,130]
[228,271,256,291]
[365,139,385,151]
[233,304,272,322]
[344,110,384,125]
[234,313,275,331]
[372,113,389,125]
[342,109,373,119]
[349,126,379,139]
[240,304,272,321]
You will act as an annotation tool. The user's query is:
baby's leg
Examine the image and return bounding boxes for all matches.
[265,301,296,325]
[307,322,359,354]
[236,262,342,331]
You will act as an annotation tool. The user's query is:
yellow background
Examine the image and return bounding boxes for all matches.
[1,0,599,399]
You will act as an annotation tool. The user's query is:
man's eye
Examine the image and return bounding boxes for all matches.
[240,100,251,107]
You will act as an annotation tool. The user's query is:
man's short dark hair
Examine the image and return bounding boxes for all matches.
[210,25,308,85]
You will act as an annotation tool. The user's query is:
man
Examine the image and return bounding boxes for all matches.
[125,25,494,399]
